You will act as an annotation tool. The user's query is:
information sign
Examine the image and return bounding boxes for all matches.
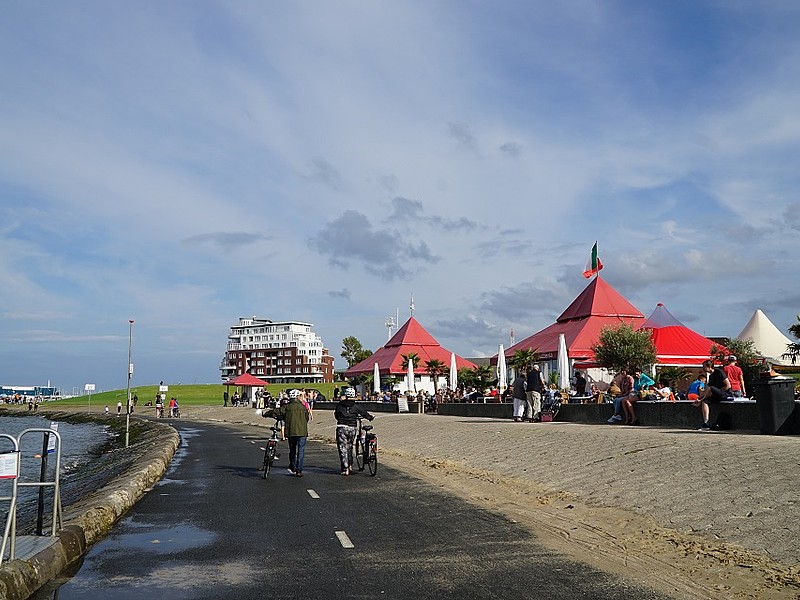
[47,422,58,454]
[0,453,18,479]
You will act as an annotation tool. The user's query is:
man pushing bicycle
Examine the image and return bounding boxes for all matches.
[334,387,374,475]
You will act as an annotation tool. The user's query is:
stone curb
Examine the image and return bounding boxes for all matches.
[0,419,179,600]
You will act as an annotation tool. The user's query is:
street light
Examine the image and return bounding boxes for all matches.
[125,319,134,448]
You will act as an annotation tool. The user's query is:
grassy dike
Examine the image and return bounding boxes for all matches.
[48,381,345,409]
[0,406,180,600]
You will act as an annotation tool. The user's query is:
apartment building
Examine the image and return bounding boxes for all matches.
[220,316,335,384]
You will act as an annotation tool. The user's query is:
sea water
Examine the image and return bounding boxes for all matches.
[0,414,113,505]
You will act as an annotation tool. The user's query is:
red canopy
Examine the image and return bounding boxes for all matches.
[223,372,266,387]
[641,303,727,367]
[344,317,476,377]
[505,277,645,362]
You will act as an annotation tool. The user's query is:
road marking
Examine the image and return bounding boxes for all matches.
[335,530,354,548]
[307,489,320,499]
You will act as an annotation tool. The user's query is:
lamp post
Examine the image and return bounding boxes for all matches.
[125,319,134,448]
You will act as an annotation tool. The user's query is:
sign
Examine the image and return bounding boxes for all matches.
[397,395,409,413]
[159,385,169,393]
[0,452,18,479]
[47,422,58,454]
[85,383,96,392]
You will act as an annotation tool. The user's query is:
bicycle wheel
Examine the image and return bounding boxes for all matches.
[355,436,364,471]
[263,444,275,479]
[367,439,377,476]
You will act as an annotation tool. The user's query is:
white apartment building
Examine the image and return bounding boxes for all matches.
[220,316,335,384]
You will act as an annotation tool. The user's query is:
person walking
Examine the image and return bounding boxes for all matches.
[511,371,527,422]
[334,387,374,475]
[262,389,310,477]
[117,400,122,416]
[525,365,545,422]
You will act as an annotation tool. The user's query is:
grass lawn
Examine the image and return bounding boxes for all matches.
[45,382,346,408]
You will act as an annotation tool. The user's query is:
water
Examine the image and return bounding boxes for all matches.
[0,414,113,505]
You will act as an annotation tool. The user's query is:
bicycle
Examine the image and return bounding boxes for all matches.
[261,422,282,479]
[354,416,377,476]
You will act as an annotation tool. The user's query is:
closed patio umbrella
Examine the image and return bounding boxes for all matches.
[496,344,507,393]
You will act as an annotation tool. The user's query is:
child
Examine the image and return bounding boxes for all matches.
[687,373,707,403]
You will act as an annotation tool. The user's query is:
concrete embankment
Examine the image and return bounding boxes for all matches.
[0,410,179,600]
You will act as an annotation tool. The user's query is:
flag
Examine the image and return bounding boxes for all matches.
[409,294,415,314]
[582,242,604,278]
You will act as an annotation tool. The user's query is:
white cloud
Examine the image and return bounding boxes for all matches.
[1,1,799,390]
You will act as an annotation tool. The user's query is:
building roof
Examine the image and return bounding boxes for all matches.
[737,308,794,365]
[344,317,477,376]
[505,277,645,361]
[641,303,724,367]
[223,372,267,387]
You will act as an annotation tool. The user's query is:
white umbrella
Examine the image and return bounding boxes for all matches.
[373,362,381,394]
[496,344,507,393]
[449,352,457,391]
[557,333,570,391]
[407,358,416,393]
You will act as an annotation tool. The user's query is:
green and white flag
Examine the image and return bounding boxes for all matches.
[582,242,604,278]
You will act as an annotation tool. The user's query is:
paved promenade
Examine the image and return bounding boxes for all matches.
[186,405,800,599]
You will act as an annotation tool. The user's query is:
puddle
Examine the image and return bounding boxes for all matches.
[89,521,215,556]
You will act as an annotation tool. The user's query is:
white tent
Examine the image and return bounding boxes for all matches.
[737,309,794,366]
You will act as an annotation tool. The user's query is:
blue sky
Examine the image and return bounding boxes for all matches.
[1,1,799,393]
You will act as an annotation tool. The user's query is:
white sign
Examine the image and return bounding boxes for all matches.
[47,422,58,454]
[0,453,18,479]
[159,385,169,392]
[85,383,96,392]
[397,395,409,413]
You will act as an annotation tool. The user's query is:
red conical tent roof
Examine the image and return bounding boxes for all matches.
[505,277,645,361]
[223,372,266,387]
[344,317,476,376]
[641,303,725,367]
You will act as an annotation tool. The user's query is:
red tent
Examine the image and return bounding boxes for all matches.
[344,317,476,377]
[504,277,645,362]
[641,303,726,367]
[223,372,266,387]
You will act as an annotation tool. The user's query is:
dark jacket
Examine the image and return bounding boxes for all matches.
[526,369,544,393]
[264,399,309,437]
[334,399,374,427]
[512,375,527,400]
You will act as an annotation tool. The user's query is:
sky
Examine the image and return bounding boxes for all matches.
[1,1,799,394]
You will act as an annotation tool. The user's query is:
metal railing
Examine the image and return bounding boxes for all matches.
[0,427,63,565]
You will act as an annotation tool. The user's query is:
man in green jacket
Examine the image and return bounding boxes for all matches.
[263,389,310,477]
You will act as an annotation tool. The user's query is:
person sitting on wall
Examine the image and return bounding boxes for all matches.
[652,379,675,402]
[695,360,731,431]
[620,368,654,426]
[607,368,634,424]
[687,372,707,401]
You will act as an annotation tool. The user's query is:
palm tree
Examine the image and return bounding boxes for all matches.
[401,353,420,392]
[473,364,493,392]
[783,315,800,365]
[400,353,420,369]
[510,349,539,373]
[425,358,446,393]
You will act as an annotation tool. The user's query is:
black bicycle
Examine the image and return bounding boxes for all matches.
[261,423,282,479]
[354,416,377,476]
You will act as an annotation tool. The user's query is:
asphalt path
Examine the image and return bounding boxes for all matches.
[31,421,672,600]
